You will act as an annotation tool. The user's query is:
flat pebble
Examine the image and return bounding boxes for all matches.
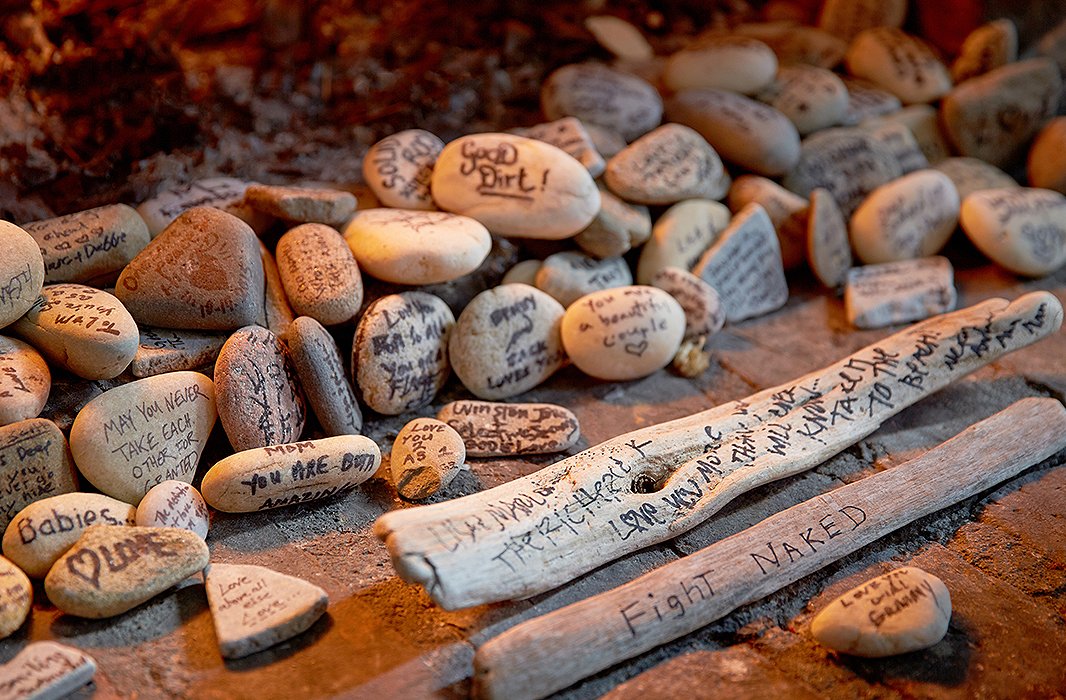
[811,566,951,657]
[933,157,1017,201]
[861,104,950,165]
[201,436,380,512]
[759,64,848,136]
[604,124,727,205]
[737,22,847,69]
[449,284,566,399]
[136,177,269,237]
[694,203,789,322]
[807,188,852,288]
[667,89,800,177]
[0,419,77,532]
[951,18,1017,84]
[44,525,209,618]
[390,418,465,500]
[817,0,906,42]
[431,133,600,240]
[511,117,606,178]
[1028,117,1066,195]
[276,223,363,325]
[24,204,150,286]
[11,284,138,380]
[131,327,226,378]
[541,62,663,142]
[960,188,1066,277]
[845,257,956,329]
[283,316,362,436]
[353,292,454,414]
[70,371,216,504]
[584,15,653,62]
[574,188,651,259]
[245,184,356,226]
[501,260,542,286]
[839,78,902,125]
[344,208,491,284]
[651,266,725,342]
[940,59,1061,168]
[850,169,959,264]
[664,36,777,94]
[135,480,209,540]
[0,221,45,330]
[845,28,951,105]
[437,400,580,457]
[0,336,49,426]
[206,563,328,659]
[0,641,97,698]
[635,199,731,284]
[362,129,443,210]
[561,286,684,381]
[784,127,902,217]
[0,556,30,638]
[535,252,632,308]
[728,175,809,270]
[115,206,265,331]
[862,121,928,174]
[3,493,137,578]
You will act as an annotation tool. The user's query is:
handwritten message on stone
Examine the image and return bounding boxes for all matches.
[535,252,632,308]
[24,203,150,285]
[0,642,96,699]
[0,418,77,531]
[604,123,726,204]
[541,62,663,142]
[0,556,30,637]
[136,177,254,236]
[131,326,226,378]
[636,199,730,284]
[652,267,725,341]
[363,129,444,210]
[438,400,581,457]
[512,117,605,177]
[391,418,465,500]
[0,336,49,425]
[960,187,1066,277]
[136,480,210,540]
[846,257,956,329]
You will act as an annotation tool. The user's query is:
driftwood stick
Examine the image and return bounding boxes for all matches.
[375,293,1063,609]
[474,397,1066,700]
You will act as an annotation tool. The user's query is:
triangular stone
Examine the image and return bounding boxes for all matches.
[693,203,788,322]
[115,207,264,331]
[0,641,96,699]
[205,563,328,659]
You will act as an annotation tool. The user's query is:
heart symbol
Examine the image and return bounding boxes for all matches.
[624,340,649,357]
[66,548,102,589]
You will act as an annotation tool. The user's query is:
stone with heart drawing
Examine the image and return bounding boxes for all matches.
[0,641,97,698]
[44,525,209,618]
[0,555,31,638]
[206,563,328,659]
[561,286,685,381]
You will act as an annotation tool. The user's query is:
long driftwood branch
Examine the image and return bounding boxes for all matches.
[474,396,1066,700]
[375,292,1063,610]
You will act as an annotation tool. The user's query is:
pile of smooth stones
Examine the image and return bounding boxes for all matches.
[1,1,1066,696]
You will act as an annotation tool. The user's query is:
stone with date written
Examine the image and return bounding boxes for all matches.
[635,199,730,285]
[535,252,632,308]
[605,124,727,205]
[3,493,137,578]
[24,204,150,286]
[449,284,566,399]
[11,284,138,380]
[850,169,959,264]
[44,525,209,618]
[353,292,454,415]
[960,187,1066,277]
[282,316,362,437]
[115,207,265,331]
[0,555,30,638]
[561,286,685,382]
[69,371,216,505]
[275,223,363,325]
[540,62,663,143]
[0,418,77,533]
[200,435,381,512]
[390,418,465,500]
[811,566,951,657]
[362,129,443,210]
[205,563,328,659]
[845,257,956,329]
[438,400,580,457]
[245,183,356,226]
[0,641,97,699]
[0,222,45,330]
[130,326,227,378]
[0,336,50,426]
[135,480,210,540]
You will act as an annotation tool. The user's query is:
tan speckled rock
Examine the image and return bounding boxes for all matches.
[501,260,542,286]
[136,177,270,237]
[449,284,566,399]
[0,221,44,331]
[850,170,959,264]
[437,400,580,457]
[206,563,328,659]
[1028,117,1066,195]
[0,641,96,697]
[353,292,453,415]
[665,36,777,95]
[933,157,1017,201]
[0,556,30,638]
[130,327,227,378]
[845,28,951,105]
[604,124,727,205]
[807,188,852,288]
[535,252,632,308]
[651,266,725,342]
[574,189,651,260]
[0,336,49,426]
[3,493,137,578]
[951,19,1017,84]
[215,326,306,451]
[390,418,465,500]
[541,62,663,142]
[115,207,265,331]
[845,257,956,329]
[44,525,209,618]
[960,188,1066,277]
[258,240,296,337]
[201,436,380,512]
[817,0,906,42]
[24,204,150,286]
[283,316,362,437]
[69,371,216,504]
[245,184,357,226]
[275,223,362,325]
[0,419,77,532]
[362,129,443,210]
[635,199,731,284]
[135,480,210,540]
[811,567,951,657]
[11,284,138,380]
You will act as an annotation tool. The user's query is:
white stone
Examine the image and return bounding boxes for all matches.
[574,189,652,259]
[693,204,789,322]
[845,257,956,329]
[584,16,654,62]
[952,19,1017,84]
[0,221,45,331]
[845,28,951,105]
[959,188,1066,277]
[541,62,663,142]
[727,175,809,270]
[759,64,848,136]
[344,208,491,284]
[850,169,959,264]
[635,199,730,284]
[811,567,951,657]
[651,266,725,342]
[437,400,580,457]
[136,177,270,237]
[807,188,852,288]
[511,117,605,178]
[501,260,542,286]
[431,134,600,240]
[0,642,96,699]
[934,157,1017,201]
[135,480,210,540]
[664,36,777,94]
[535,252,633,308]
[604,124,726,205]
[818,0,907,43]
[560,286,685,381]
[362,129,443,210]
[862,121,928,174]
[390,418,465,500]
